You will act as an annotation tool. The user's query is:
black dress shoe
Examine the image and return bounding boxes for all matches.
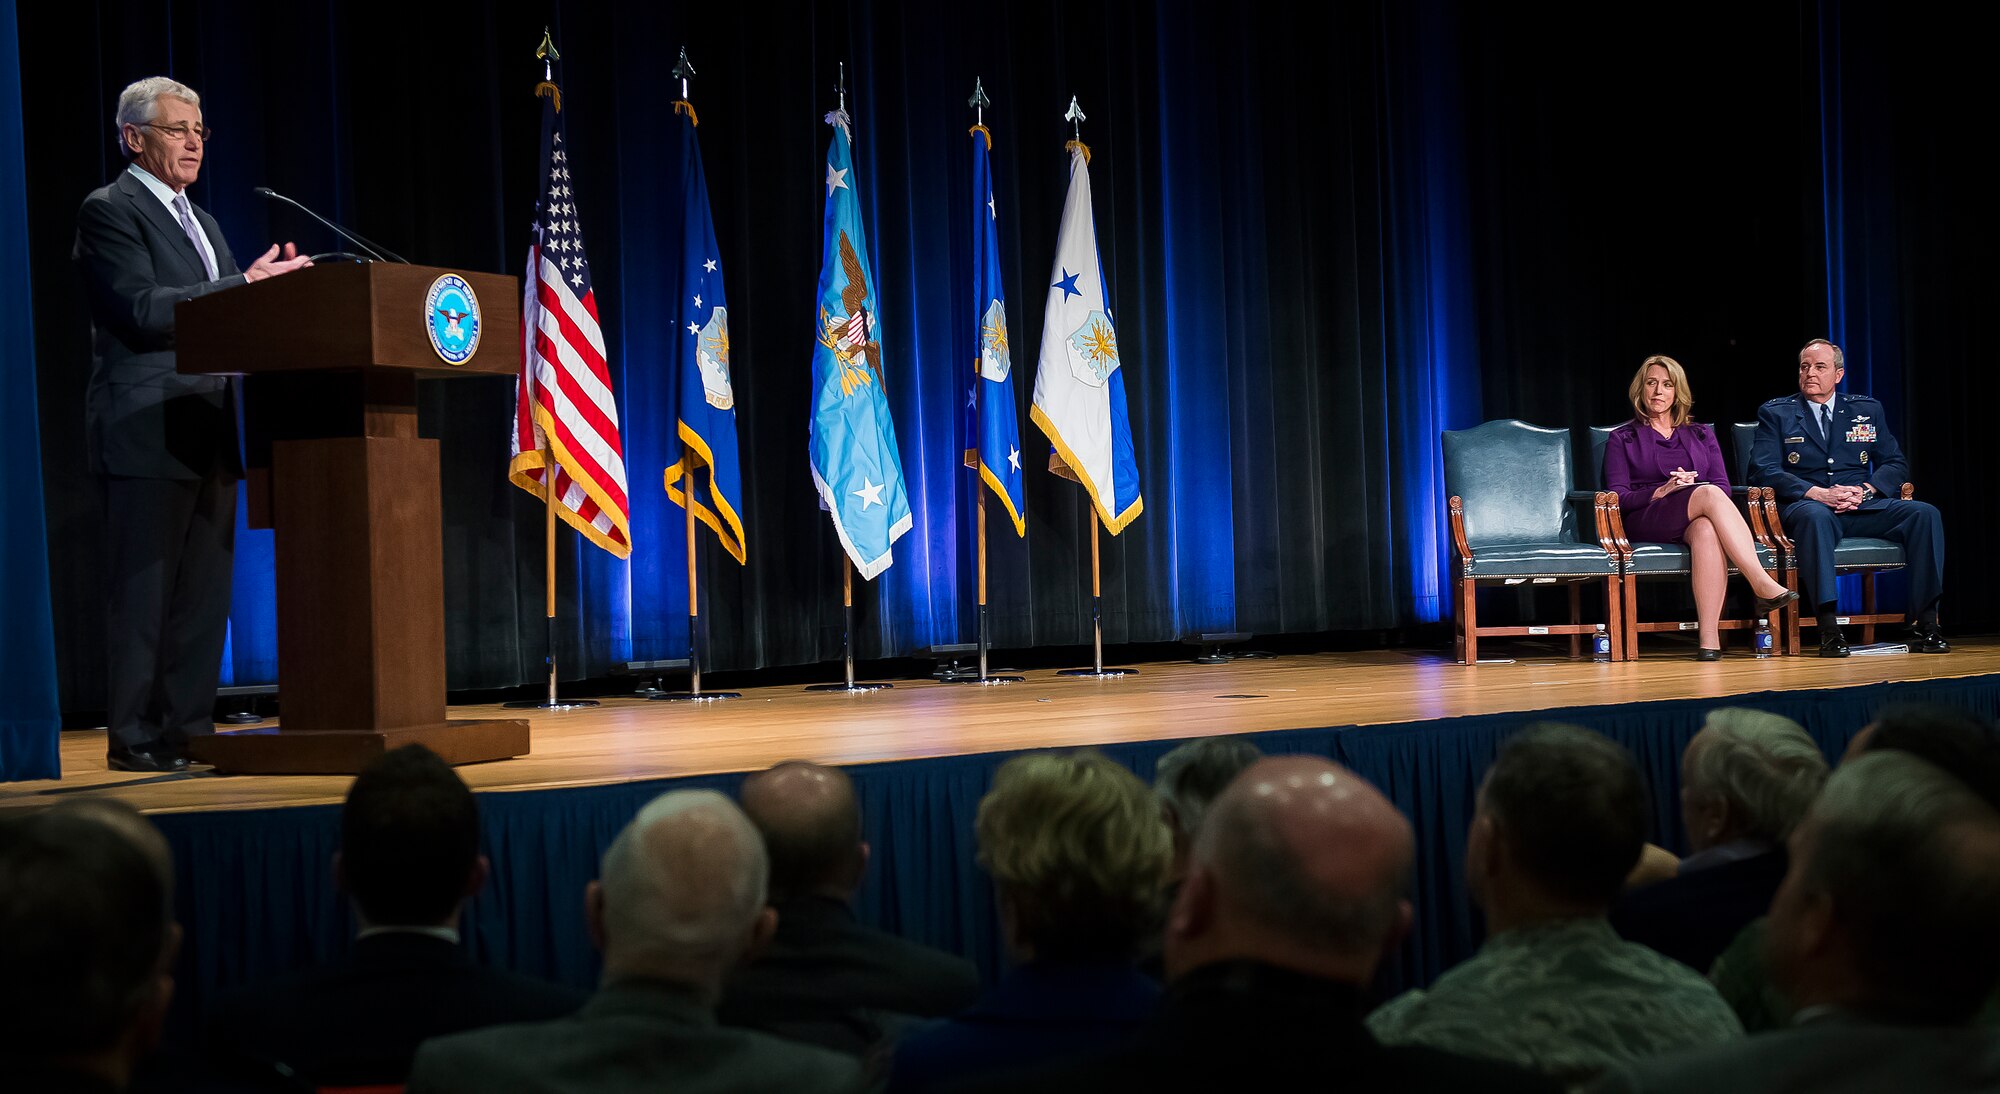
[1819,630,1852,658]
[1754,589,1800,616]
[1907,623,1951,654]
[1695,647,1724,661]
[107,745,189,773]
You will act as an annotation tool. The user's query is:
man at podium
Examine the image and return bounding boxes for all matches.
[74,77,311,773]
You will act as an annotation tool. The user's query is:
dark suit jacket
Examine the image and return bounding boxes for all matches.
[954,960,1561,1093]
[887,961,1161,1092]
[716,895,980,1055]
[1589,1011,2000,1094]
[1750,392,1906,504]
[406,978,864,1094]
[204,932,586,1087]
[1610,848,1789,974]
[74,167,247,481]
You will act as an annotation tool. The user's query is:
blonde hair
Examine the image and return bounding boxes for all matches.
[1629,354,1694,426]
[977,750,1172,959]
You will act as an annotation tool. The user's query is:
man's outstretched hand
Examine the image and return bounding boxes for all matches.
[244,242,312,282]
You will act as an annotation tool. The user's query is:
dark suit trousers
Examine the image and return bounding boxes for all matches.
[104,472,237,749]
[1780,498,1944,619]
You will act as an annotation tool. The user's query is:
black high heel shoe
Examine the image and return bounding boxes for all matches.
[1695,648,1724,661]
[1754,589,1800,616]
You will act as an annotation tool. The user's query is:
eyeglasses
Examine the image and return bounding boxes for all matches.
[140,122,213,143]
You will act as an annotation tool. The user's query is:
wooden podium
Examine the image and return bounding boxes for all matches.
[176,263,530,774]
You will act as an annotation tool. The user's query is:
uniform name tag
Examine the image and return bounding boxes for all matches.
[1785,436,1805,444]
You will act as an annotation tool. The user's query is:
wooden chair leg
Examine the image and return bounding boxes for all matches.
[1607,575,1626,662]
[1861,571,1877,644]
[1569,584,1583,659]
[1459,577,1478,665]
[1784,569,1802,656]
[1623,571,1639,661]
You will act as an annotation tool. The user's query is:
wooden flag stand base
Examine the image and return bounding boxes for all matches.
[504,478,599,712]
[946,475,1021,684]
[1057,510,1136,680]
[806,556,893,693]
[655,471,741,702]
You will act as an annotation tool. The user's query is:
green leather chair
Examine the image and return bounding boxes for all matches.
[1585,424,1785,659]
[1444,420,1622,664]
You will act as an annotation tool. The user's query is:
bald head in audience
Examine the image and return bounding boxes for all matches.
[739,761,867,903]
[587,789,775,1001]
[1164,755,1414,984]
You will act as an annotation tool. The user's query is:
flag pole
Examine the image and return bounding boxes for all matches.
[653,50,738,705]
[806,552,890,692]
[654,469,740,702]
[506,30,599,711]
[1053,95,1132,681]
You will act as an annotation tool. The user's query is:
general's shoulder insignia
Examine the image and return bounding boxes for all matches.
[425,274,481,365]
[1787,451,1800,465]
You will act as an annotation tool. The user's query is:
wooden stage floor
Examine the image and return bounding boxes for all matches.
[8,639,1998,815]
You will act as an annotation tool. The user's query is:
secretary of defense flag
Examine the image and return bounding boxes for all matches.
[1030,142,1141,533]
[808,107,911,579]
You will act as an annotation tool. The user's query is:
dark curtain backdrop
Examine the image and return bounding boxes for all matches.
[16,0,1995,713]
[1,0,59,781]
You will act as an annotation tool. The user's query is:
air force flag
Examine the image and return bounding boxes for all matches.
[967,123,1025,536]
[1030,143,1142,533]
[809,108,912,579]
[662,100,747,563]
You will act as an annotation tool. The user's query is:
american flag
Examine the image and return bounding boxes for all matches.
[508,80,631,558]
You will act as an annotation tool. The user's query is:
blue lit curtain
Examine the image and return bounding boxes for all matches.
[19,0,1989,706]
[0,0,59,781]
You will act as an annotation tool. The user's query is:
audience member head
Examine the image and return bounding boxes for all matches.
[0,802,179,1089]
[1164,755,1412,985]
[1765,750,2000,1023]
[1680,708,1828,852]
[739,760,866,904]
[1468,723,1647,930]
[1845,703,2000,808]
[337,744,487,930]
[588,789,773,999]
[976,750,1172,962]
[1154,736,1264,876]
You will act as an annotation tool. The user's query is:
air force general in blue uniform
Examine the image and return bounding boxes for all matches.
[1750,339,1946,657]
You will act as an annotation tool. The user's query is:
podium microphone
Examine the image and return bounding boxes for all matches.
[252,187,410,264]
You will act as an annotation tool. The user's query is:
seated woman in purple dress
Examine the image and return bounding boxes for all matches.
[1604,356,1798,660]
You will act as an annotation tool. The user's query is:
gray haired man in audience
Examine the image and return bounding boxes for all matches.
[1593,749,2000,1093]
[1613,709,1829,971]
[407,789,861,1093]
[1369,723,1742,1083]
[1153,735,1263,883]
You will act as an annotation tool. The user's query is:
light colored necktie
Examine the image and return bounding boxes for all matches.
[173,193,219,280]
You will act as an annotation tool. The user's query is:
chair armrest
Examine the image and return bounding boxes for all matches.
[1596,491,1633,561]
[1758,487,1797,554]
[1901,482,1914,500]
[1449,495,1473,564]
[1743,486,1775,549]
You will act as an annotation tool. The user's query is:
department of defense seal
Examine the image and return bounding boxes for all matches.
[425,274,482,365]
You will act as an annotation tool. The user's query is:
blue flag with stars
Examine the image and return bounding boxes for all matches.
[661,99,746,563]
[809,108,911,579]
[964,122,1025,536]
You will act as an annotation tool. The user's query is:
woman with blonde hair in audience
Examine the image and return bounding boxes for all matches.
[886,750,1173,1091]
[1603,355,1797,659]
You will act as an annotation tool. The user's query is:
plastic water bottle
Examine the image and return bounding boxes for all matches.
[1593,624,1612,662]
[1754,620,1774,659]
